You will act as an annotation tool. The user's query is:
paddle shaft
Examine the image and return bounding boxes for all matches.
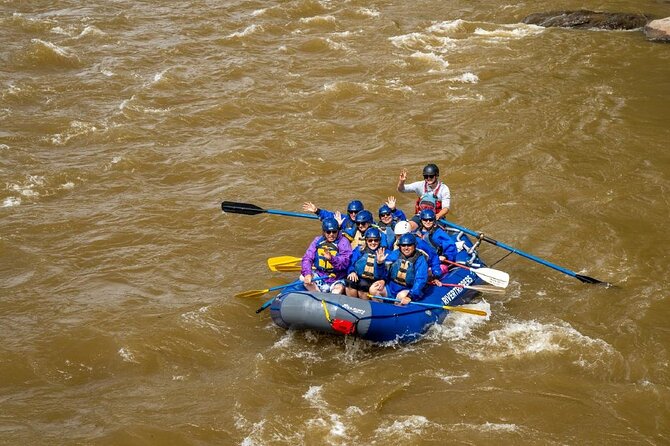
[439,219,609,285]
[371,295,487,316]
[221,201,318,220]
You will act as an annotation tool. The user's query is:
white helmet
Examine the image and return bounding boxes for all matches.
[394,221,411,236]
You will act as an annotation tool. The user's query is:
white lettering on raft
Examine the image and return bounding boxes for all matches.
[441,275,474,305]
[342,303,366,316]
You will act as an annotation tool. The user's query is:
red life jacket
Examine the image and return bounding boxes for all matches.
[414,181,443,214]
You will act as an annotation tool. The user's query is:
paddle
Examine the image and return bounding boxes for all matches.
[442,259,510,288]
[440,219,610,286]
[222,201,319,220]
[235,279,304,299]
[439,282,506,295]
[274,264,302,272]
[370,295,488,317]
[268,255,303,272]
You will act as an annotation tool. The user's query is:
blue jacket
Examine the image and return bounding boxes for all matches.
[392,235,442,277]
[418,227,457,262]
[384,249,429,299]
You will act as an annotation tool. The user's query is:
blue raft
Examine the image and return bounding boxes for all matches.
[270,236,486,343]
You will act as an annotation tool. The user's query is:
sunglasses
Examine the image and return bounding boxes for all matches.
[348,210,359,214]
[356,222,369,226]
[423,174,436,179]
[324,230,338,234]
[399,243,414,247]
[421,218,435,222]
[379,212,392,217]
[367,238,380,243]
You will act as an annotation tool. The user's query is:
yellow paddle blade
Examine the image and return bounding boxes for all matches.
[267,256,303,271]
[443,305,488,317]
[274,264,302,272]
[235,288,270,299]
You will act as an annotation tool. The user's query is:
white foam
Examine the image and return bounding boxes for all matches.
[2,197,21,207]
[303,385,325,406]
[375,415,432,437]
[77,25,105,38]
[462,319,615,362]
[427,19,465,34]
[300,15,336,25]
[118,347,138,363]
[451,72,479,83]
[226,24,262,39]
[356,8,380,17]
[409,51,449,70]
[31,38,78,60]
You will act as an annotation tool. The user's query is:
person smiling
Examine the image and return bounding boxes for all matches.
[300,218,352,294]
[397,163,451,231]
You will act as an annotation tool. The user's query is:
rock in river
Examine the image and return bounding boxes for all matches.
[522,10,650,30]
[644,17,670,42]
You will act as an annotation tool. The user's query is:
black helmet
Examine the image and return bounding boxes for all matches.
[422,164,439,177]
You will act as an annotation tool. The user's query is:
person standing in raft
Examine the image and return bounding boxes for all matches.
[345,228,387,299]
[370,233,429,305]
[397,163,451,231]
[302,199,364,237]
[301,218,352,294]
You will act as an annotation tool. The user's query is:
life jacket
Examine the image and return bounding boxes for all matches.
[353,247,379,280]
[350,224,383,249]
[414,181,443,214]
[316,238,339,272]
[390,251,422,287]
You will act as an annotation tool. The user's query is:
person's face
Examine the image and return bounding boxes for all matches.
[348,210,359,220]
[421,217,435,230]
[379,212,392,224]
[423,173,438,186]
[399,243,415,256]
[356,221,370,233]
[366,238,380,249]
[324,229,338,242]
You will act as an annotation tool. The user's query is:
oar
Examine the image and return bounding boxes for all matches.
[268,255,303,272]
[235,279,304,299]
[254,275,331,314]
[443,259,510,288]
[440,219,610,286]
[370,295,488,317]
[274,264,302,272]
[222,201,318,220]
[439,283,506,295]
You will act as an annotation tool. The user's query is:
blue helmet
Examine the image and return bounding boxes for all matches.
[364,227,382,240]
[378,204,392,217]
[419,208,436,221]
[347,200,364,213]
[322,218,340,232]
[398,233,416,246]
[354,210,373,224]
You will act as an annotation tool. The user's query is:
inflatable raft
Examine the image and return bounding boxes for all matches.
[270,234,487,343]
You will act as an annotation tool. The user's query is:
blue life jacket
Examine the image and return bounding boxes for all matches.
[352,247,383,280]
[389,251,422,286]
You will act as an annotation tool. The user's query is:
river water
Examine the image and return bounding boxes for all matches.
[1,1,669,444]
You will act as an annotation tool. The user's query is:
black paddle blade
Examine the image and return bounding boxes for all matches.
[221,201,266,216]
[575,274,613,287]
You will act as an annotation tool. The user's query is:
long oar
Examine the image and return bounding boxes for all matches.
[268,255,303,272]
[274,264,302,272]
[440,219,610,286]
[440,283,506,295]
[443,259,509,288]
[370,295,488,317]
[222,201,318,220]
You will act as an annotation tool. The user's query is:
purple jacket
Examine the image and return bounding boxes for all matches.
[301,234,353,283]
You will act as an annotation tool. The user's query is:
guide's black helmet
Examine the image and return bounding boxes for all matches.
[422,164,439,177]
